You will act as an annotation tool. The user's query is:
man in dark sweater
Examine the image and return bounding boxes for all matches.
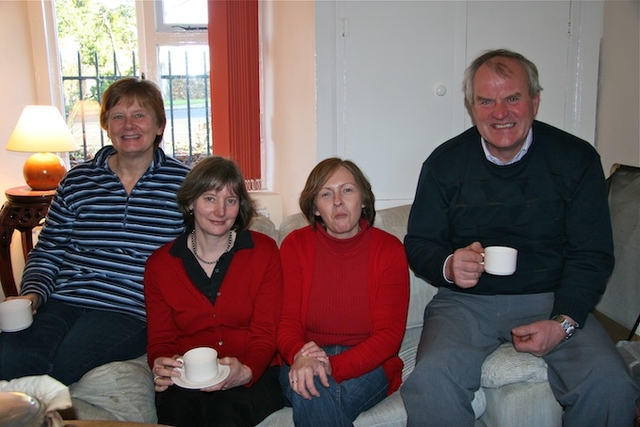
[401,49,640,426]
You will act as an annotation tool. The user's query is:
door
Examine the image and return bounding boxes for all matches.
[315,0,601,208]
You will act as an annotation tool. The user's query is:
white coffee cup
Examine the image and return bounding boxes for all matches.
[177,347,220,382]
[0,299,34,332]
[482,246,518,276]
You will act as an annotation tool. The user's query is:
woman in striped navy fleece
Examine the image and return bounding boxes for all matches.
[0,77,189,385]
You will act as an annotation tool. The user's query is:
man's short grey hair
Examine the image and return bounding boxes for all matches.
[463,49,543,109]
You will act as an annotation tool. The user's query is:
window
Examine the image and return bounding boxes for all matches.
[56,0,211,166]
[137,1,212,165]
[53,0,262,184]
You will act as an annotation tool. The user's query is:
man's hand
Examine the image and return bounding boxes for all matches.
[445,242,485,289]
[512,318,571,356]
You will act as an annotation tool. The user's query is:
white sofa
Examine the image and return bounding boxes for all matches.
[69,205,564,426]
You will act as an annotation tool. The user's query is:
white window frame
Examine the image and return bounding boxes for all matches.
[29,1,65,113]
[35,0,208,107]
[154,0,208,32]
[35,0,268,185]
[29,0,69,167]
[135,0,208,84]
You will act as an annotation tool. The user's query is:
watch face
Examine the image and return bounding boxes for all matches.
[561,319,574,338]
[565,322,575,335]
[553,315,575,339]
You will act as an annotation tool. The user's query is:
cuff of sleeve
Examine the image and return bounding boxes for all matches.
[443,254,454,283]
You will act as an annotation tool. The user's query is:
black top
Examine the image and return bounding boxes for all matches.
[405,121,614,326]
[169,229,254,305]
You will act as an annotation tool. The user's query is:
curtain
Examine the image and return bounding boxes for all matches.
[208,0,261,180]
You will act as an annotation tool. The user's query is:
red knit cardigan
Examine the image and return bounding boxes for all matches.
[144,231,283,385]
[277,224,409,395]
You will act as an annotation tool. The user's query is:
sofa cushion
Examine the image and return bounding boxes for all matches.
[277,212,308,246]
[616,340,640,385]
[250,214,279,241]
[258,388,486,427]
[69,355,156,423]
[481,343,548,388]
[374,205,412,243]
[482,381,562,427]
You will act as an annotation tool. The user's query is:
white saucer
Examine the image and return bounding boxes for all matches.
[173,364,230,389]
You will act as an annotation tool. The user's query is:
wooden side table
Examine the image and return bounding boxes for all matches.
[0,186,55,297]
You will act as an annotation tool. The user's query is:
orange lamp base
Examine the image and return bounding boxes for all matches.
[23,152,67,191]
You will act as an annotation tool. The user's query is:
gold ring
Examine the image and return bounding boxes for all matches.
[153,375,161,382]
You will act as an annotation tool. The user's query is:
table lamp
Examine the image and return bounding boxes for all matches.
[5,105,80,191]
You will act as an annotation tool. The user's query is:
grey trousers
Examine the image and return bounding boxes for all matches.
[400,288,640,427]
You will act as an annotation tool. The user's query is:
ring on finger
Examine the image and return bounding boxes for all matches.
[153,375,161,382]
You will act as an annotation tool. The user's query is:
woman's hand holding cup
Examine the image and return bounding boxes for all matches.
[152,355,183,392]
[200,356,251,391]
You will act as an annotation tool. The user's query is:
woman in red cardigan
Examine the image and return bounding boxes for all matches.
[144,156,284,427]
[277,158,410,427]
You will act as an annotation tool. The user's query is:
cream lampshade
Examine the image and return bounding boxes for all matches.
[6,105,80,191]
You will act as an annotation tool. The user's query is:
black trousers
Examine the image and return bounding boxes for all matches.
[156,366,284,427]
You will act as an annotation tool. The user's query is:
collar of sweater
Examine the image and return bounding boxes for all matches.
[316,218,371,253]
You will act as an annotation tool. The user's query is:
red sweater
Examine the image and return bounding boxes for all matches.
[144,231,283,384]
[277,222,409,394]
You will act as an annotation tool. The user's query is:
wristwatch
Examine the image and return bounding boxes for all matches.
[552,315,577,340]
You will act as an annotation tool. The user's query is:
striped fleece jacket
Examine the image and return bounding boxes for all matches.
[19,145,189,321]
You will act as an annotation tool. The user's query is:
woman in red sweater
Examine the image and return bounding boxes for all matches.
[277,158,410,427]
[144,157,284,426]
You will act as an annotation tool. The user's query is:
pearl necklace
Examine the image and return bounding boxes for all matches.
[191,230,233,265]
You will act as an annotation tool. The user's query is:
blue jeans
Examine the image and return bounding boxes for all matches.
[0,298,147,385]
[279,345,389,427]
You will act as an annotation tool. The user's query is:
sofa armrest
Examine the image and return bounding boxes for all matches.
[69,355,157,423]
[481,343,548,388]
[481,381,562,427]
